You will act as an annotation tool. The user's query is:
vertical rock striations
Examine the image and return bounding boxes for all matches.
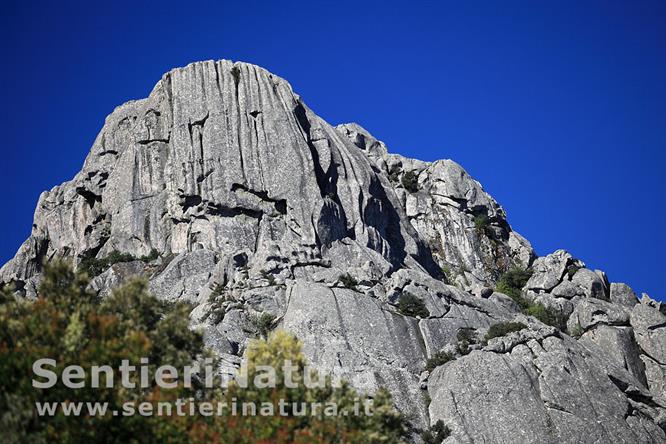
[2,60,664,442]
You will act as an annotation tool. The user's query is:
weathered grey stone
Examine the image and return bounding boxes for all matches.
[526,250,580,292]
[567,298,630,331]
[1,59,664,439]
[631,300,666,395]
[610,283,639,307]
[571,268,608,300]
[149,250,217,302]
[578,325,647,385]
[282,281,429,426]
[89,260,149,297]
[428,333,666,443]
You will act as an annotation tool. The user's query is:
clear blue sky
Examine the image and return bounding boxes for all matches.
[1,1,664,299]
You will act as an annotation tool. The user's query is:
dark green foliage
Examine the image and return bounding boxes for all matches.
[567,264,580,279]
[250,312,276,338]
[495,267,533,302]
[485,321,527,341]
[495,268,567,330]
[421,420,451,444]
[398,292,430,318]
[0,261,201,442]
[139,248,160,262]
[78,249,160,278]
[440,265,452,283]
[338,273,358,290]
[473,214,490,236]
[425,351,454,372]
[526,304,567,331]
[456,328,476,355]
[401,170,419,193]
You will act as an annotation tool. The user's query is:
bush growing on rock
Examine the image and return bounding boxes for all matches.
[398,292,430,318]
[421,420,451,444]
[78,248,159,278]
[495,267,532,301]
[495,268,567,330]
[338,273,358,290]
[250,312,276,338]
[485,321,527,341]
[456,328,477,355]
[425,351,454,372]
[526,304,567,331]
[401,170,419,192]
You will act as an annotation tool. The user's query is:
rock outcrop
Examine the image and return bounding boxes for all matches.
[2,60,664,442]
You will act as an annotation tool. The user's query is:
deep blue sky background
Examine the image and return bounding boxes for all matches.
[1,1,664,299]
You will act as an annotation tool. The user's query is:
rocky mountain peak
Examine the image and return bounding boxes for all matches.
[2,59,664,442]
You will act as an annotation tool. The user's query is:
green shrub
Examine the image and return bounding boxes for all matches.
[398,292,430,318]
[250,312,276,338]
[209,282,226,300]
[485,321,527,341]
[421,420,451,444]
[401,170,419,193]
[566,264,580,279]
[526,304,567,331]
[78,250,133,277]
[139,248,160,262]
[495,267,533,303]
[338,273,358,290]
[425,351,454,372]
[456,328,476,355]
[473,214,490,235]
[495,268,568,330]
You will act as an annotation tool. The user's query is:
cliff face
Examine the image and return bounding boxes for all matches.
[2,60,665,442]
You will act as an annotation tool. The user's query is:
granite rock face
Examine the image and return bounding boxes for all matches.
[2,60,664,441]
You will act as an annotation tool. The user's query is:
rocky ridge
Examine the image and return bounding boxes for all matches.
[2,60,664,442]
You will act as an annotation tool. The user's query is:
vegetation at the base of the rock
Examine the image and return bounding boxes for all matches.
[78,248,160,278]
[425,351,454,372]
[338,273,358,290]
[401,170,419,192]
[250,312,276,338]
[398,292,430,318]
[485,321,527,341]
[421,420,451,444]
[0,262,408,443]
